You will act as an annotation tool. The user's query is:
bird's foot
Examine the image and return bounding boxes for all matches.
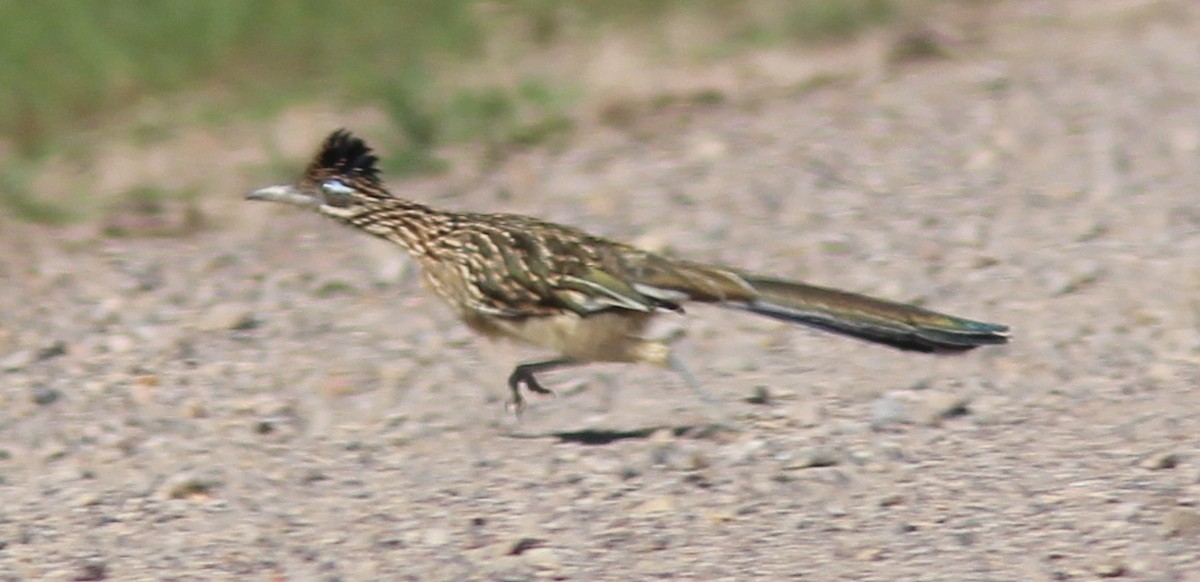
[506,367,556,416]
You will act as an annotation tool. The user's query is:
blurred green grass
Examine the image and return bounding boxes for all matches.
[0,0,900,222]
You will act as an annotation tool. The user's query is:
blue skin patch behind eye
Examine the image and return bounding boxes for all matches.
[321,180,354,196]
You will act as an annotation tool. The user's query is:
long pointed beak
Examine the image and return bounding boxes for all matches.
[246,185,319,207]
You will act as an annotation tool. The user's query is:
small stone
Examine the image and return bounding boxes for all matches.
[632,233,670,255]
[32,385,62,406]
[36,340,68,361]
[1093,559,1126,578]
[689,134,727,161]
[158,472,219,501]
[856,547,883,561]
[72,559,107,581]
[90,297,125,325]
[913,391,971,426]
[685,451,710,471]
[784,447,841,469]
[870,394,909,428]
[791,401,823,428]
[1051,263,1106,296]
[522,547,562,569]
[105,334,135,354]
[182,399,208,418]
[130,374,159,406]
[74,493,101,508]
[1146,362,1177,384]
[132,374,160,388]
[745,385,771,405]
[1114,502,1142,521]
[1162,508,1200,537]
[579,455,621,475]
[196,304,257,332]
[423,528,450,546]
[1139,451,1180,470]
[0,349,33,372]
[649,440,684,468]
[508,537,545,555]
[879,493,904,508]
[631,496,676,515]
[312,279,357,298]
[726,438,766,464]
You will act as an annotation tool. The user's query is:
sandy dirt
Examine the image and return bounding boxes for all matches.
[2,1,1200,580]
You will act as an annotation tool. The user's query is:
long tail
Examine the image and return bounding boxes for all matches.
[730,274,1009,352]
[625,257,1009,353]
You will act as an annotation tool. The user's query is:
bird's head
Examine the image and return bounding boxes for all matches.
[247,129,389,218]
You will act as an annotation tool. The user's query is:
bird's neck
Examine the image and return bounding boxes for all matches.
[320,197,454,258]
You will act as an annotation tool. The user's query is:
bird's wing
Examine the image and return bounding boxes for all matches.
[438,216,680,318]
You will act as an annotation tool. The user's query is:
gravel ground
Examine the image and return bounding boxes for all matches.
[3,2,1200,580]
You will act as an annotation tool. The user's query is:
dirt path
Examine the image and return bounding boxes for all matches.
[2,1,1200,580]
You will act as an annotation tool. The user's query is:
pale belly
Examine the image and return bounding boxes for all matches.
[464,310,671,366]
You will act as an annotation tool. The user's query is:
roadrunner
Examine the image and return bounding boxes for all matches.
[249,130,1009,412]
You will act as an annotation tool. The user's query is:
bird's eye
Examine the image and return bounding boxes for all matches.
[320,179,355,207]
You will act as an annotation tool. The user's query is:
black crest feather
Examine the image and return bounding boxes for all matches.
[310,129,381,185]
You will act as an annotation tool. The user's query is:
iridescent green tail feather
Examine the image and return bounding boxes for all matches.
[731,275,1009,353]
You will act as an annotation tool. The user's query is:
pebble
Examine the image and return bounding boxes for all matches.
[1138,451,1180,470]
[157,472,218,501]
[37,340,68,360]
[90,297,125,325]
[522,547,562,569]
[0,349,34,372]
[745,385,771,405]
[783,446,841,470]
[912,391,971,426]
[688,133,727,161]
[72,559,108,581]
[791,401,823,428]
[579,455,623,475]
[631,496,677,515]
[130,374,159,406]
[1162,508,1200,537]
[632,233,670,254]
[870,390,971,428]
[73,493,101,508]
[31,385,62,406]
[1093,559,1126,578]
[195,304,257,332]
[726,438,766,465]
[1049,262,1106,296]
[423,527,450,546]
[870,394,908,428]
[508,537,545,555]
[105,334,135,354]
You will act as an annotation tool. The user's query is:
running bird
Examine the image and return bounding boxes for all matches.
[248,130,1010,412]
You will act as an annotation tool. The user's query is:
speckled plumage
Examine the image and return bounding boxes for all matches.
[249,130,1010,412]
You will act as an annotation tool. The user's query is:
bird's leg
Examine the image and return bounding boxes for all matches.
[666,352,715,407]
[667,351,738,431]
[507,358,576,414]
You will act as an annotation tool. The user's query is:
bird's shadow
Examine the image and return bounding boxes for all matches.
[504,424,726,445]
